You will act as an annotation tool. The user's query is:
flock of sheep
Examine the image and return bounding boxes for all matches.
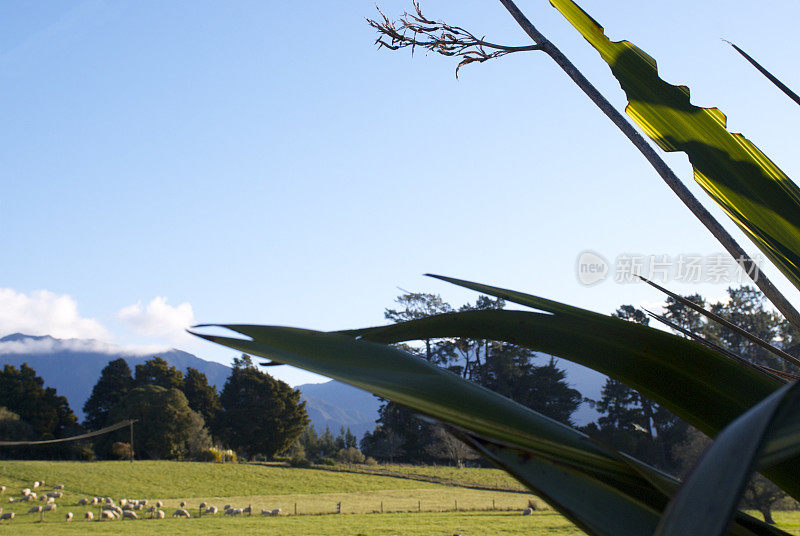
[0,481,282,522]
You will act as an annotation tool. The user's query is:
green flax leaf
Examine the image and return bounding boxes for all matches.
[191,325,789,536]
[656,381,800,536]
[549,0,800,290]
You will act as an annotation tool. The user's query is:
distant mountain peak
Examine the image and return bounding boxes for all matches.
[0,333,56,343]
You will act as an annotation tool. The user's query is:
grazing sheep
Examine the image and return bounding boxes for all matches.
[1,512,14,520]
[46,491,63,498]
[522,507,533,516]
[225,507,243,516]
[21,488,31,496]
[260,509,271,516]
[90,497,100,506]
[84,511,94,521]
[133,503,143,510]
[122,511,138,520]
[156,509,165,519]
[224,504,231,510]
[32,482,40,488]
[23,493,36,502]
[0,486,5,493]
[205,506,218,515]
[119,498,127,507]
[54,484,65,490]
[65,512,73,522]
[155,500,163,508]
[46,497,55,504]
[78,498,89,506]
[44,503,57,512]
[172,509,190,518]
[199,501,207,510]
[270,508,281,516]
[140,499,147,506]
[100,510,116,520]
[27,505,42,514]
[8,498,17,503]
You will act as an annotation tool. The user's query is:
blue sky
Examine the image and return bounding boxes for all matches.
[2,0,799,386]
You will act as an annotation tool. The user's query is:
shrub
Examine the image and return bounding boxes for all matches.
[110,442,132,460]
[289,455,311,468]
[317,457,336,466]
[196,446,238,463]
[336,447,366,464]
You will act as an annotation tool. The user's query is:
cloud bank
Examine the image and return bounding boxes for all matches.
[0,288,112,341]
[118,297,196,344]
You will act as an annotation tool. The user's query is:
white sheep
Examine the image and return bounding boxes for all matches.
[100,510,116,520]
[260,509,271,516]
[172,508,190,518]
[199,501,207,509]
[65,512,73,522]
[78,498,89,506]
[47,497,55,504]
[27,505,42,514]
[32,481,40,489]
[140,499,148,506]
[122,510,138,520]
[119,498,128,507]
[155,509,165,519]
[46,491,63,498]
[522,507,533,516]
[7,498,16,503]
[155,500,163,508]
[205,506,218,515]
[0,512,14,520]
[84,511,94,521]
[270,508,282,516]
[0,486,5,493]
[43,503,56,512]
[21,488,31,496]
[54,484,65,490]
[23,493,36,502]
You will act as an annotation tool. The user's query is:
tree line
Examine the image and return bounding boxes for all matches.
[0,354,309,461]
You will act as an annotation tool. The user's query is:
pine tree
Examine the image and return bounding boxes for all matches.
[83,358,134,430]
[218,356,309,459]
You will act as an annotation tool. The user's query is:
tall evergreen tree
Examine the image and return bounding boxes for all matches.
[0,363,81,458]
[218,355,309,459]
[134,357,184,390]
[83,358,134,430]
[182,367,221,428]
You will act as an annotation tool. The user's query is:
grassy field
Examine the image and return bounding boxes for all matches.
[1,461,798,535]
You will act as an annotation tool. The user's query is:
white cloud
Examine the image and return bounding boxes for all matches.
[0,337,167,356]
[118,297,196,344]
[0,288,112,341]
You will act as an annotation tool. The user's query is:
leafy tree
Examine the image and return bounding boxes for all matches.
[83,358,134,430]
[218,355,309,459]
[182,367,221,428]
[0,407,35,458]
[134,357,184,390]
[586,306,686,471]
[0,363,82,459]
[108,385,209,460]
